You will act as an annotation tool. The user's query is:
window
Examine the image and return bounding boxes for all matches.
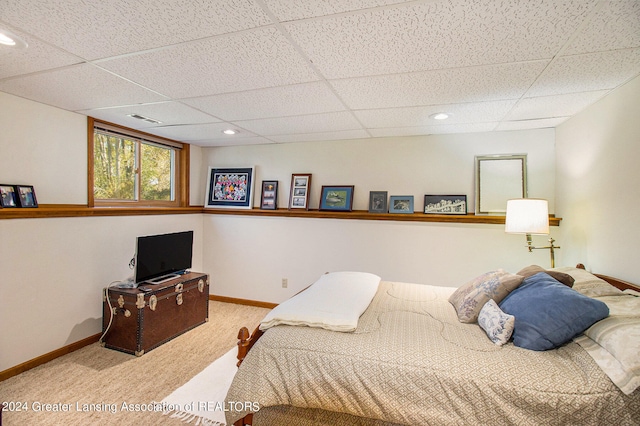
[89,119,189,207]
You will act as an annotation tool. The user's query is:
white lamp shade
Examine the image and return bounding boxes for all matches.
[505,199,550,234]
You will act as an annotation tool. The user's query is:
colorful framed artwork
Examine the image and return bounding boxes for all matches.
[260,180,278,210]
[0,184,19,208]
[288,173,312,210]
[15,185,38,208]
[205,167,255,209]
[319,186,354,212]
[368,191,388,213]
[389,195,414,214]
[424,195,467,215]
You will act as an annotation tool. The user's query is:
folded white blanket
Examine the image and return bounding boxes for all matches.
[259,271,381,332]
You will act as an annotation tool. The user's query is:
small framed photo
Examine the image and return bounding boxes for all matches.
[424,195,467,215]
[389,195,414,214]
[15,185,38,208]
[260,180,278,210]
[205,167,255,209]
[319,186,354,212]
[0,184,19,208]
[369,191,388,213]
[289,173,312,210]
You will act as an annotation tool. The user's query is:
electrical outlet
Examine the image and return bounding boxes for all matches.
[282,278,288,288]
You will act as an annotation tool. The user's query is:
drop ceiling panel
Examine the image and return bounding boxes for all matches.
[496,117,568,131]
[190,136,275,147]
[79,102,220,129]
[0,0,273,60]
[506,91,609,121]
[232,111,363,136]
[331,62,548,109]
[181,82,346,121]
[0,64,167,111]
[526,48,640,97]
[148,122,257,141]
[564,0,640,55]
[264,0,410,21]
[0,26,83,79]
[354,100,517,128]
[98,27,320,99]
[270,129,370,144]
[284,0,597,79]
[369,122,498,137]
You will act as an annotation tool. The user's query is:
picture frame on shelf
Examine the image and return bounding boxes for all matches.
[389,195,414,214]
[424,195,467,215]
[319,185,354,212]
[205,167,255,209]
[0,184,19,208]
[288,173,312,210]
[260,180,278,210]
[15,185,38,208]
[369,191,388,213]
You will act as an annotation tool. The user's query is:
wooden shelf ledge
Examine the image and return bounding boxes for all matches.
[0,205,562,226]
[203,208,561,226]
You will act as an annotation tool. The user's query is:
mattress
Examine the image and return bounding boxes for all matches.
[225,280,640,425]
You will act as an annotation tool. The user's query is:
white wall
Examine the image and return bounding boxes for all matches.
[0,92,204,372]
[200,131,557,213]
[201,131,558,302]
[0,92,88,204]
[0,215,204,371]
[556,75,640,284]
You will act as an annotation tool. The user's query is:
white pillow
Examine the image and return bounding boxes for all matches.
[478,299,515,346]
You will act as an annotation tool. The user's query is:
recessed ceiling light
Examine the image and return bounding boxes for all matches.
[222,129,238,135]
[0,28,28,49]
[430,112,450,120]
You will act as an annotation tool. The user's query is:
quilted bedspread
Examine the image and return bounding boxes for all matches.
[225,281,640,425]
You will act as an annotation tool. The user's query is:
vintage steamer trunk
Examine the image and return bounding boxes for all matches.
[101,272,209,356]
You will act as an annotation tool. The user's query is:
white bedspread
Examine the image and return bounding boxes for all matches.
[259,271,381,332]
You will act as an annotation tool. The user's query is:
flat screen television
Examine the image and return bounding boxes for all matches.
[134,231,193,284]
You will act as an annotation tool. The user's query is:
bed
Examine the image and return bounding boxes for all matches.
[225,265,640,426]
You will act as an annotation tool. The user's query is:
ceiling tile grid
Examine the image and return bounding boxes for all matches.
[0,63,167,111]
[180,81,346,121]
[526,48,640,97]
[496,117,569,132]
[262,0,412,22]
[0,0,274,60]
[231,111,365,136]
[0,25,83,79]
[506,91,610,121]
[79,101,221,130]
[354,100,517,128]
[329,61,549,110]
[149,122,258,142]
[0,0,638,146]
[282,0,598,79]
[564,0,640,55]
[270,129,371,144]
[96,26,321,100]
[368,122,499,137]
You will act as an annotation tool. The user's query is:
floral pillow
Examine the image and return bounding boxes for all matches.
[448,270,523,323]
[478,299,515,345]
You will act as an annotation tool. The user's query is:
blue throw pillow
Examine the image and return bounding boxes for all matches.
[499,272,609,351]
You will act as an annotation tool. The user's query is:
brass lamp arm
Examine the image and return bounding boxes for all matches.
[524,235,560,268]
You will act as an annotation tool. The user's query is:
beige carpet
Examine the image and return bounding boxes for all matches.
[0,301,269,426]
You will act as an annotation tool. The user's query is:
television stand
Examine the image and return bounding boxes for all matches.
[102,272,209,356]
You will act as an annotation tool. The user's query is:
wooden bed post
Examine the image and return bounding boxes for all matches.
[236,326,264,367]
